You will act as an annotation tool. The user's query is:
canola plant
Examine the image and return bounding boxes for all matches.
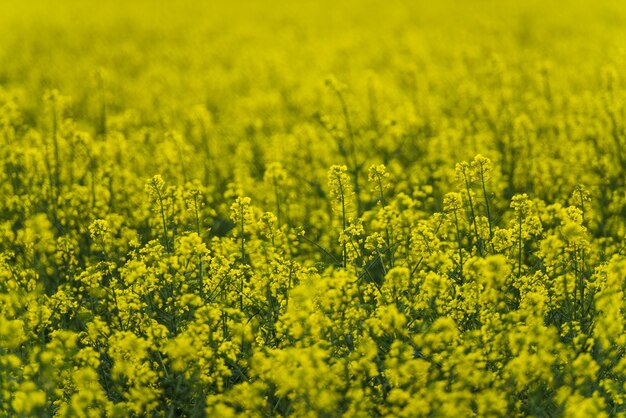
[1,0,626,416]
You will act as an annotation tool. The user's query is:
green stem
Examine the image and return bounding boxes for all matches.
[479,165,495,253]
[518,213,523,278]
[155,188,170,253]
[454,209,463,282]
[463,172,482,256]
[377,174,393,268]
[340,181,347,269]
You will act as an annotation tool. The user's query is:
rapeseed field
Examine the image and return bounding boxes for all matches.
[2,0,626,416]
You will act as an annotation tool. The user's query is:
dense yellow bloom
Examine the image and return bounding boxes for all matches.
[2,0,626,416]
[11,381,46,416]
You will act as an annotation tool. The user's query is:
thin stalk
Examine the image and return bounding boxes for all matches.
[97,75,107,137]
[518,213,523,278]
[193,194,204,297]
[338,177,348,269]
[51,99,60,203]
[240,213,246,265]
[376,173,393,268]
[578,189,586,225]
[453,209,463,281]
[155,188,171,253]
[273,180,282,226]
[298,233,341,266]
[463,171,482,256]
[572,252,578,321]
[330,85,362,212]
[478,164,495,253]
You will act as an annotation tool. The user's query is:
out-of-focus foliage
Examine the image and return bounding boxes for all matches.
[1,0,626,416]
